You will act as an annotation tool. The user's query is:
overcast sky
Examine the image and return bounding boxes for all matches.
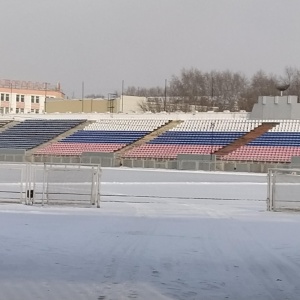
[1,0,300,98]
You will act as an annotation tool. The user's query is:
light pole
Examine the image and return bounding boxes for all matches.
[44,82,48,113]
[210,121,215,161]
[164,79,167,111]
[121,80,124,113]
[81,81,84,113]
[10,82,13,113]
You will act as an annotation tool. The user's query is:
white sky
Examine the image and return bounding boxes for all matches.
[1,0,300,97]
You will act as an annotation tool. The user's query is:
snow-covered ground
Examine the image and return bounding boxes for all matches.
[0,168,300,300]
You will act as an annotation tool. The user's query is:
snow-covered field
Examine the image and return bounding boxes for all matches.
[0,168,300,300]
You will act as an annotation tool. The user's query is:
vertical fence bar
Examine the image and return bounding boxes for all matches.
[97,165,101,208]
[46,168,49,205]
[271,170,277,211]
[20,166,25,204]
[25,163,30,205]
[91,166,96,205]
[267,169,271,211]
[42,163,46,206]
[32,165,36,205]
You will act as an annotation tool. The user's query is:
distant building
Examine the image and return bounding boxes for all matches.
[0,79,64,114]
[45,95,145,114]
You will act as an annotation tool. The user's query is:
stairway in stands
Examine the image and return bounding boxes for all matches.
[0,120,16,132]
[214,122,279,156]
[115,120,183,158]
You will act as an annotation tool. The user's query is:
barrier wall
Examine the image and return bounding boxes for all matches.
[0,148,27,163]
[122,158,287,173]
[0,152,290,173]
[81,152,119,167]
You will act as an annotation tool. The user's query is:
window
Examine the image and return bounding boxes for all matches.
[21,95,24,102]
[20,108,24,113]
[31,109,35,113]
[35,109,39,114]
[5,108,9,114]
[36,96,39,103]
[31,96,34,103]
[5,94,9,101]
[0,94,4,101]
[16,95,20,102]
[16,108,20,113]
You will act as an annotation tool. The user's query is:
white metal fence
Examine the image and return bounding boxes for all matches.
[267,168,300,211]
[0,162,101,208]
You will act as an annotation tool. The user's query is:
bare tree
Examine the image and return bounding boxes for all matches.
[124,66,300,113]
[239,70,278,111]
[282,66,300,98]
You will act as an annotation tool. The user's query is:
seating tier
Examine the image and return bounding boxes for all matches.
[123,144,222,159]
[35,142,126,156]
[35,119,168,156]
[32,118,300,163]
[0,119,84,150]
[123,120,300,162]
[221,146,300,163]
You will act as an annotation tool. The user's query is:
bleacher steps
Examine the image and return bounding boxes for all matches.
[115,120,183,158]
[0,120,20,133]
[214,122,279,156]
[26,120,95,157]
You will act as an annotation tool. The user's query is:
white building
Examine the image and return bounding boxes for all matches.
[0,79,64,114]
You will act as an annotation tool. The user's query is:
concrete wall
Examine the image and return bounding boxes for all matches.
[0,148,27,162]
[177,154,216,171]
[81,152,119,167]
[46,98,109,113]
[122,158,287,173]
[122,159,178,169]
[250,95,300,120]
[45,96,146,114]
[33,155,81,164]
[290,156,300,169]
[120,96,146,113]
[32,153,119,167]
[0,152,289,173]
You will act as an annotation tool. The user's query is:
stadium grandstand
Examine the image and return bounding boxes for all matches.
[0,94,299,172]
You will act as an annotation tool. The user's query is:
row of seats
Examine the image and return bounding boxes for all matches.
[221,146,300,163]
[35,142,125,156]
[149,131,244,146]
[170,119,300,132]
[123,144,222,159]
[171,120,263,132]
[85,119,168,131]
[62,130,148,144]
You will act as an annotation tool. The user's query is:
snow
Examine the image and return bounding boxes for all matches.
[0,168,300,299]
